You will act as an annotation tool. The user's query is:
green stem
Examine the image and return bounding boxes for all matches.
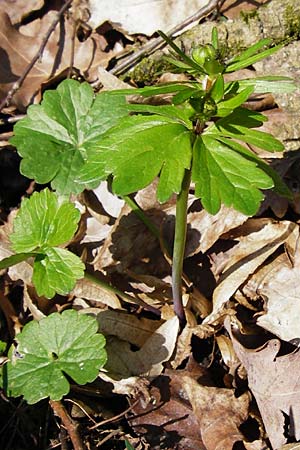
[172,169,191,325]
[84,271,161,316]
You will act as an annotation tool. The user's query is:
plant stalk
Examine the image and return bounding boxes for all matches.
[172,169,191,325]
[50,399,85,450]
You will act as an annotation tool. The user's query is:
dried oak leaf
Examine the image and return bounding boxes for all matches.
[182,376,250,450]
[0,11,109,110]
[0,0,44,24]
[203,220,296,325]
[128,363,209,450]
[229,324,300,449]
[256,231,300,341]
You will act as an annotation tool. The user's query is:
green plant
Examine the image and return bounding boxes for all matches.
[0,28,295,376]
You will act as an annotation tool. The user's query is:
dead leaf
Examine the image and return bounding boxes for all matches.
[87,0,210,36]
[256,227,300,341]
[229,322,300,449]
[95,309,163,347]
[128,363,210,450]
[72,278,122,310]
[183,376,250,450]
[104,316,179,378]
[187,204,248,255]
[0,11,110,110]
[204,220,296,325]
[0,0,44,24]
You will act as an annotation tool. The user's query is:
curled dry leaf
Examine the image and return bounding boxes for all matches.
[0,0,44,24]
[186,204,248,256]
[182,376,250,450]
[72,278,122,310]
[95,309,163,348]
[204,220,296,325]
[87,0,210,35]
[128,363,210,450]
[0,11,110,110]
[256,228,300,341]
[229,321,300,449]
[104,316,179,378]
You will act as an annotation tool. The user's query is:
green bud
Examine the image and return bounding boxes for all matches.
[192,44,216,66]
[203,58,224,75]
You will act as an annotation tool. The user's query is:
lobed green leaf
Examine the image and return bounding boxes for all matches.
[10,79,129,195]
[33,248,84,298]
[5,310,107,404]
[192,135,274,215]
[10,189,81,253]
[78,114,192,203]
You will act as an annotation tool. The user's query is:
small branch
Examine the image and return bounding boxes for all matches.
[0,0,73,112]
[110,0,220,76]
[172,169,191,325]
[50,399,85,450]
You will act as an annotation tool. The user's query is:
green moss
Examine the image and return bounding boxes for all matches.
[284,5,300,39]
[240,9,259,25]
[129,57,168,86]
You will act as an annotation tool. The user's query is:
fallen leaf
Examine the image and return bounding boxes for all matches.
[187,204,248,255]
[204,220,296,325]
[87,0,210,36]
[103,316,179,378]
[128,363,209,450]
[256,228,300,341]
[183,376,250,450]
[229,321,300,449]
[72,278,122,310]
[0,11,110,110]
[0,0,44,24]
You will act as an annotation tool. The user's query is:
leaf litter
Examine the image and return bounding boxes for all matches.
[1,0,300,449]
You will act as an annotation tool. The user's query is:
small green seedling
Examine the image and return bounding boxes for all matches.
[1,28,295,325]
[3,309,107,404]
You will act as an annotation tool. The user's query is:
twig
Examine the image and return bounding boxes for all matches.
[50,399,85,450]
[0,0,73,112]
[89,399,140,430]
[110,0,221,76]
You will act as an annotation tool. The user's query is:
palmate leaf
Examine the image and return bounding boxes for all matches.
[8,189,85,298]
[78,114,192,203]
[208,107,284,152]
[192,135,274,215]
[5,310,107,404]
[10,79,129,195]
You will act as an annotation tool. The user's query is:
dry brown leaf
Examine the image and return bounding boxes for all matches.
[204,220,296,325]
[0,0,44,24]
[0,11,110,110]
[98,371,151,399]
[280,444,300,450]
[256,228,300,341]
[72,278,122,310]
[229,323,300,449]
[129,363,210,450]
[244,440,270,450]
[87,0,210,35]
[95,309,163,347]
[183,376,249,450]
[187,204,248,255]
[104,316,179,377]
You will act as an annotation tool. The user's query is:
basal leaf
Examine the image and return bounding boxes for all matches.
[33,248,84,298]
[10,189,81,253]
[6,310,107,404]
[10,79,129,194]
[78,115,192,203]
[192,135,274,215]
